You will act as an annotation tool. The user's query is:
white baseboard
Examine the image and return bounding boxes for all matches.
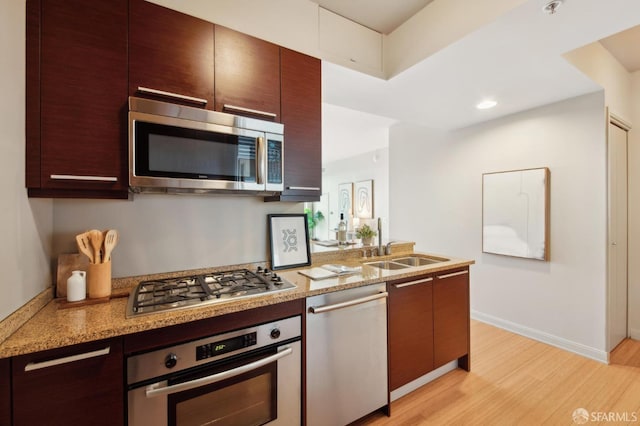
[390,360,458,402]
[629,327,640,341]
[471,310,609,364]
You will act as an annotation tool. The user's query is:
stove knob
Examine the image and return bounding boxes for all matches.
[270,328,281,339]
[264,268,270,274]
[165,353,178,369]
[256,266,263,273]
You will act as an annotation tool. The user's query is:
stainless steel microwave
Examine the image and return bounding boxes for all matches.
[128,96,284,195]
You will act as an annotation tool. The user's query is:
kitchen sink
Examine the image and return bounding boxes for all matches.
[364,261,410,270]
[365,255,449,270]
[391,256,448,266]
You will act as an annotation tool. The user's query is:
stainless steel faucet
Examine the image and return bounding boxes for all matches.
[385,242,395,256]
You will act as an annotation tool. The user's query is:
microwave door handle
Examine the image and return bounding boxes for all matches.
[144,346,293,398]
[256,136,265,185]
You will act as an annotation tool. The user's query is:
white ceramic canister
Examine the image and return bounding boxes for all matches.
[67,270,87,302]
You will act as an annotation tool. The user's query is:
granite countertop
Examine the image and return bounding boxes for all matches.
[0,243,473,358]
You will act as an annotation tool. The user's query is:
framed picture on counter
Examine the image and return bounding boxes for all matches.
[268,214,312,270]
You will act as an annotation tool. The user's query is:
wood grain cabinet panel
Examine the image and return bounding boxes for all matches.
[0,357,10,426]
[267,48,322,202]
[388,274,435,391]
[12,338,124,426]
[129,0,214,107]
[214,25,281,121]
[26,0,128,198]
[433,267,470,370]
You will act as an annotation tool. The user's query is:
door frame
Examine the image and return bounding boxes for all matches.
[606,109,631,355]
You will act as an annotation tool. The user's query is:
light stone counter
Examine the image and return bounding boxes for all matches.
[0,242,473,358]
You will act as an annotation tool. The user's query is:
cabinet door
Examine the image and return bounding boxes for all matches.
[31,0,128,197]
[214,25,281,121]
[269,48,322,202]
[388,275,434,390]
[129,0,214,108]
[0,357,10,426]
[433,268,470,369]
[12,338,124,426]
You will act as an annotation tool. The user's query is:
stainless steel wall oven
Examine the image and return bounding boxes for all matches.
[127,316,301,425]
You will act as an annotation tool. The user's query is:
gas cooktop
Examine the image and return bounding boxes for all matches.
[126,267,296,317]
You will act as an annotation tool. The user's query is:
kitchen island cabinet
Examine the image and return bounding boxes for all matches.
[214,26,281,121]
[11,337,124,426]
[434,267,470,370]
[129,0,214,108]
[266,48,322,202]
[387,274,434,390]
[0,358,9,425]
[26,0,128,199]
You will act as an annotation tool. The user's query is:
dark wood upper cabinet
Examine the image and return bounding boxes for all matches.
[388,274,435,391]
[433,268,470,370]
[129,0,214,108]
[266,48,322,202]
[26,0,128,198]
[12,338,124,426]
[214,25,281,121]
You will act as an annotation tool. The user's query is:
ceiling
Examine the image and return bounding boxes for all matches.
[309,0,435,34]
[320,0,640,140]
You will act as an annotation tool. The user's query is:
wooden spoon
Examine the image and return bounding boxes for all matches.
[75,232,94,264]
[102,229,118,263]
[88,229,104,264]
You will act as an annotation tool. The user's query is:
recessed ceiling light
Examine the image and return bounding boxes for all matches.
[476,100,497,110]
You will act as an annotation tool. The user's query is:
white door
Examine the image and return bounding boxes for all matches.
[607,121,628,351]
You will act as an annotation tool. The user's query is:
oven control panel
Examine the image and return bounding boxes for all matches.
[196,332,257,361]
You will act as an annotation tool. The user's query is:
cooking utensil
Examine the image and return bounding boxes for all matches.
[76,232,94,264]
[88,229,104,264]
[102,229,118,263]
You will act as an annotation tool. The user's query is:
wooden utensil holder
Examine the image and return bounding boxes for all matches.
[88,261,112,299]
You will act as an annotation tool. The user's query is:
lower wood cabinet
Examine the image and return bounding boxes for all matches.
[388,266,471,390]
[0,357,10,426]
[388,274,434,391]
[433,267,470,370]
[11,338,124,426]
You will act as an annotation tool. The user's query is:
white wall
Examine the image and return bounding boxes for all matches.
[0,1,53,320]
[629,71,640,339]
[564,41,632,121]
[322,148,390,241]
[389,93,609,359]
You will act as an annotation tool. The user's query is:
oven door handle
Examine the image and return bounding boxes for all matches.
[145,346,293,398]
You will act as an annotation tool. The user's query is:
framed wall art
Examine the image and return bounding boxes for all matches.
[482,167,550,261]
[354,180,374,219]
[268,214,312,270]
[338,182,353,217]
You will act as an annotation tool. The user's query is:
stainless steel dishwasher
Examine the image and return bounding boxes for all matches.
[306,283,388,425]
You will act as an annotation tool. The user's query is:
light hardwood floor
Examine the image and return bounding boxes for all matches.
[359,320,640,425]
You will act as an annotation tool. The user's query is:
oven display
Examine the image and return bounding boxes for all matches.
[196,332,257,361]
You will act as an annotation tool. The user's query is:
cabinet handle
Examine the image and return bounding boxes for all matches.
[223,104,277,119]
[145,347,293,398]
[50,174,118,182]
[309,292,388,314]
[287,186,321,191]
[394,277,433,288]
[137,87,208,105]
[24,346,111,372]
[437,270,469,279]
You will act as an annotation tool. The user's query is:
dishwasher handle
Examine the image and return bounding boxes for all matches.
[308,292,388,314]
